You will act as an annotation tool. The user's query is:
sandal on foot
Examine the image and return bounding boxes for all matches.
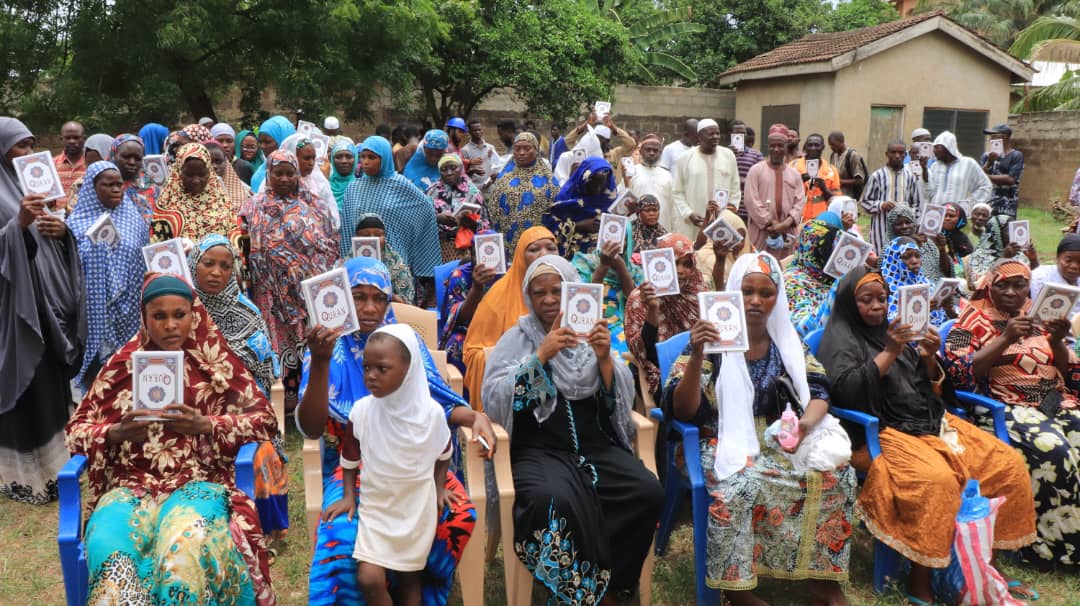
[1008,580,1039,601]
[905,594,936,606]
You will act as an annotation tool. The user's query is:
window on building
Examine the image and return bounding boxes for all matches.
[760,104,800,151]
[921,109,989,158]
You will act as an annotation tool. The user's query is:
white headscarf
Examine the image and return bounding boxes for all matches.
[933,130,962,159]
[349,323,451,480]
[827,195,858,221]
[713,252,811,481]
[261,132,341,229]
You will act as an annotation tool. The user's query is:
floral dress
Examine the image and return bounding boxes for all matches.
[426,179,491,262]
[662,342,857,590]
[438,262,477,373]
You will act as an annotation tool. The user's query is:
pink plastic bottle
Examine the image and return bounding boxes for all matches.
[778,403,800,450]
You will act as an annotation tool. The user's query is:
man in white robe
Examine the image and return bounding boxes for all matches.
[670,119,742,239]
[920,130,991,214]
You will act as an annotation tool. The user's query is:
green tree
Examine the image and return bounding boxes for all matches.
[409,0,633,125]
[822,0,899,33]
[584,0,707,83]
[1010,14,1080,110]
[17,0,442,132]
[0,1,72,116]
[919,0,1069,48]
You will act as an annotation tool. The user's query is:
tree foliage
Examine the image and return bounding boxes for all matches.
[1010,14,1080,110]
[920,0,1078,49]
[583,0,707,83]
[409,0,633,126]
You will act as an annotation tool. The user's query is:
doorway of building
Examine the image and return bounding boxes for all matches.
[867,105,905,173]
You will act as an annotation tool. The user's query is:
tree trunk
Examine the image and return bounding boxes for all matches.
[183,88,216,123]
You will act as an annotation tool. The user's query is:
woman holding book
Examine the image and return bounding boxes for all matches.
[819,265,1038,604]
[544,156,619,258]
[239,149,339,414]
[885,206,950,283]
[661,252,855,605]
[0,117,85,505]
[438,231,501,374]
[625,233,705,400]
[571,222,643,358]
[482,254,663,605]
[426,153,490,263]
[295,256,495,606]
[150,142,237,243]
[462,226,559,409]
[67,160,149,390]
[881,236,951,327]
[944,258,1080,567]
[66,274,279,604]
[784,212,843,336]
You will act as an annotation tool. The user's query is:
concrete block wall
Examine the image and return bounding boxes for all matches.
[1009,110,1080,210]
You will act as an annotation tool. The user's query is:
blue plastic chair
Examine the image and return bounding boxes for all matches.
[58,442,260,606]
[433,259,460,337]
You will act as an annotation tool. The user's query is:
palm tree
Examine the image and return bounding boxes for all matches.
[1010,14,1080,110]
[584,0,707,82]
[919,0,1062,48]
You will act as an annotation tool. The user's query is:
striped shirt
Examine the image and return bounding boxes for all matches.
[860,165,920,254]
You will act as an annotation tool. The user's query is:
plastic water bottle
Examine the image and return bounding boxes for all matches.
[778,403,800,450]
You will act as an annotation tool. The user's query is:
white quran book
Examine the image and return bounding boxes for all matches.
[930,278,964,308]
[13,151,64,202]
[919,204,946,236]
[132,351,183,421]
[898,283,931,335]
[698,291,748,353]
[142,239,193,284]
[597,213,628,251]
[142,155,168,185]
[474,232,507,274]
[702,214,743,248]
[351,237,381,261]
[1008,220,1030,248]
[822,231,872,279]
[1030,283,1080,323]
[301,267,360,334]
[86,212,118,247]
[560,282,604,337]
[641,247,680,297]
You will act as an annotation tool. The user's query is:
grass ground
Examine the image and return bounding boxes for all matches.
[1,206,1076,605]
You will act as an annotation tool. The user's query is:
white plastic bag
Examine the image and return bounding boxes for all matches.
[766,413,852,471]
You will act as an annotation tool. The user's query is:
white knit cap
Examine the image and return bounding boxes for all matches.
[911,127,931,139]
[698,118,719,132]
[324,116,340,130]
[210,123,235,138]
[594,125,612,139]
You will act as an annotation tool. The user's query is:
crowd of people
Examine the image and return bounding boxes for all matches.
[1,107,1077,606]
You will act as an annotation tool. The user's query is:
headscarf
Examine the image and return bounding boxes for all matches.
[188,234,279,394]
[210,123,235,140]
[885,205,944,283]
[784,216,840,334]
[488,133,559,254]
[818,265,948,436]
[1,117,86,413]
[550,156,619,221]
[151,142,236,242]
[204,141,251,212]
[66,160,150,383]
[340,136,441,276]
[943,202,974,258]
[968,258,1031,318]
[481,254,636,445]
[137,123,169,155]
[625,232,704,394]
[236,129,264,171]
[713,252,810,480]
[270,133,339,229]
[328,137,357,207]
[631,194,669,252]
[403,129,449,191]
[881,237,948,327]
[297,256,467,426]
[107,134,156,221]
[84,134,114,160]
[462,226,555,408]
[250,116,297,191]
[141,274,193,304]
[181,123,213,144]
[353,323,452,479]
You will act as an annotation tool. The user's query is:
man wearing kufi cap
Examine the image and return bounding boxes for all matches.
[563,108,637,183]
[323,116,341,136]
[629,133,675,229]
[670,117,742,238]
[741,123,805,256]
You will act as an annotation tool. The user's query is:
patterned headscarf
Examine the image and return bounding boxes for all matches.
[151,142,235,242]
[631,194,668,252]
[182,123,213,144]
[969,258,1031,317]
[188,234,279,394]
[204,141,250,212]
[552,156,618,220]
[108,134,144,161]
[65,160,149,384]
[881,237,947,327]
[785,217,840,335]
[743,249,783,288]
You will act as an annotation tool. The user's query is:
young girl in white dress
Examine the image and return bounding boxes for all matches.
[324,323,453,606]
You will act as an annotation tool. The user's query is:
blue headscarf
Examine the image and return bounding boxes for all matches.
[66,161,150,383]
[236,129,263,172]
[358,135,395,179]
[328,137,357,206]
[137,123,168,155]
[816,211,844,231]
[250,115,297,191]
[298,256,466,426]
[881,236,948,328]
[550,156,618,222]
[402,129,448,191]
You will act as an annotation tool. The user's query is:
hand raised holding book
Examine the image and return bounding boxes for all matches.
[1044,318,1071,344]
[537,313,578,364]
[18,194,45,229]
[586,320,611,361]
[307,325,344,363]
[1003,315,1035,343]
[689,319,722,357]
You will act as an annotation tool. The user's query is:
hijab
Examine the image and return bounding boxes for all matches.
[66,160,150,383]
[462,226,555,408]
[886,205,944,283]
[968,258,1031,318]
[84,134,114,160]
[631,194,668,252]
[237,129,264,172]
[151,142,235,241]
[712,252,810,480]
[481,254,635,445]
[353,323,451,479]
[551,156,619,220]
[0,117,86,413]
[250,115,296,191]
[269,133,339,229]
[328,137,357,206]
[188,234,279,394]
[881,237,948,327]
[943,202,974,258]
[403,130,448,191]
[138,123,169,155]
